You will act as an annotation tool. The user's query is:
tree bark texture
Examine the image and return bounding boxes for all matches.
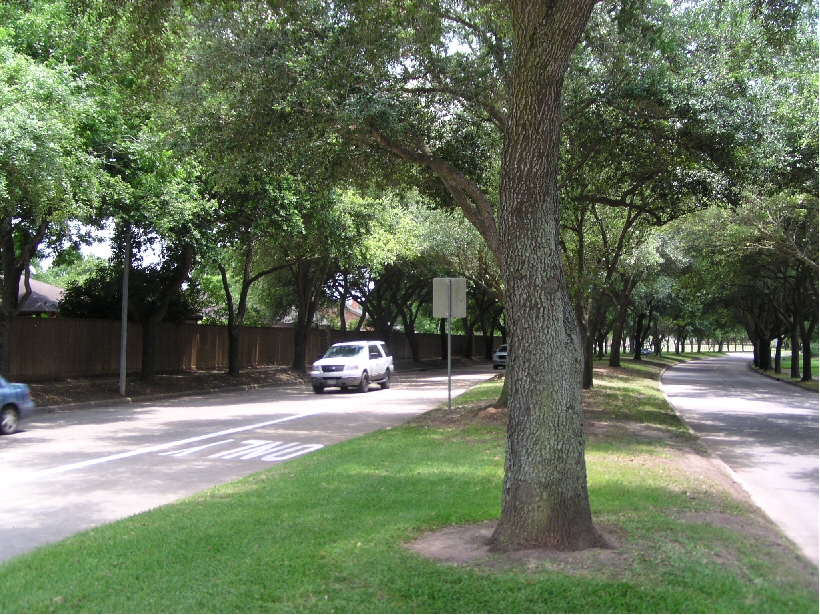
[490,0,599,552]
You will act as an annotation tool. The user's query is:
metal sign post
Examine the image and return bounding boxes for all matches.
[432,277,467,411]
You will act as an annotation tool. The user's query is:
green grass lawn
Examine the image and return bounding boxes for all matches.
[0,356,816,613]
[776,356,819,377]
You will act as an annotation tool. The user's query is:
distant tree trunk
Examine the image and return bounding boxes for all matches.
[582,334,595,387]
[0,217,47,378]
[608,301,629,368]
[439,318,448,361]
[462,316,474,359]
[609,316,625,368]
[140,320,159,379]
[0,311,12,379]
[790,319,801,378]
[132,246,195,383]
[290,258,329,373]
[799,314,817,382]
[339,298,347,334]
[595,331,607,359]
[758,337,772,371]
[581,302,606,388]
[222,250,285,378]
[0,256,20,378]
[479,317,495,360]
[632,312,646,361]
[774,337,783,373]
[399,306,422,363]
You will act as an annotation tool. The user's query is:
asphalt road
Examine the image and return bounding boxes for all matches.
[0,365,495,563]
[661,353,819,566]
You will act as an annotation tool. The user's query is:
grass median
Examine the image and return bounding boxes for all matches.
[762,356,819,391]
[1,353,817,613]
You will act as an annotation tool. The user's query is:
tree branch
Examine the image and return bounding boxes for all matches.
[363,129,503,269]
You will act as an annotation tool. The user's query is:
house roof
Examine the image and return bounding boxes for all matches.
[18,278,64,314]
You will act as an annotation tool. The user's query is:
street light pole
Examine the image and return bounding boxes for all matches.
[119,225,130,397]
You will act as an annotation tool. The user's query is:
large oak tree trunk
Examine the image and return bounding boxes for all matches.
[490,0,600,552]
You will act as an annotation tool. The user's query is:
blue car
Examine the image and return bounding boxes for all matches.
[0,377,35,435]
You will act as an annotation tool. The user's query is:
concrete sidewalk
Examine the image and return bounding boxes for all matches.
[661,353,819,566]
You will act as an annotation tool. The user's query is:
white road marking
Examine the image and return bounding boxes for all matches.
[34,412,322,478]
[261,444,323,461]
[209,440,281,459]
[159,439,235,457]
[207,440,324,461]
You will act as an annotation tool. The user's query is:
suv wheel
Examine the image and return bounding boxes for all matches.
[357,371,369,393]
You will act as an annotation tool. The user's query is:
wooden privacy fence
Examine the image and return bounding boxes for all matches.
[9,318,501,380]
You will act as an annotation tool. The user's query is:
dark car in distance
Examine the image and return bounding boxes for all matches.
[0,377,35,435]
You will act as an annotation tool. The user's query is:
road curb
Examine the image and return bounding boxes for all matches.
[37,381,294,414]
[660,359,763,487]
[34,361,494,415]
[746,361,818,392]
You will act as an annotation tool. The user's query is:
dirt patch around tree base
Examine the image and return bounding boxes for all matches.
[406,521,628,574]
[405,508,816,586]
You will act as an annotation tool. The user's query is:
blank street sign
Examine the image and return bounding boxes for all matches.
[432,277,467,318]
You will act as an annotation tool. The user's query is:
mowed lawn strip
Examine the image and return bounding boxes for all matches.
[0,353,816,613]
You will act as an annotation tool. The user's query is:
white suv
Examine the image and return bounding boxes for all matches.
[492,343,508,369]
[310,341,393,394]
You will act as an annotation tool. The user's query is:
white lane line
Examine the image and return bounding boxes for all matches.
[34,412,322,478]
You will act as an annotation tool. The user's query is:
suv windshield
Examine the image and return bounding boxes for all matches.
[324,345,364,358]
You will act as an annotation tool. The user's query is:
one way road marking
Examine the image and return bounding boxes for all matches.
[30,412,322,479]
[158,439,324,461]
